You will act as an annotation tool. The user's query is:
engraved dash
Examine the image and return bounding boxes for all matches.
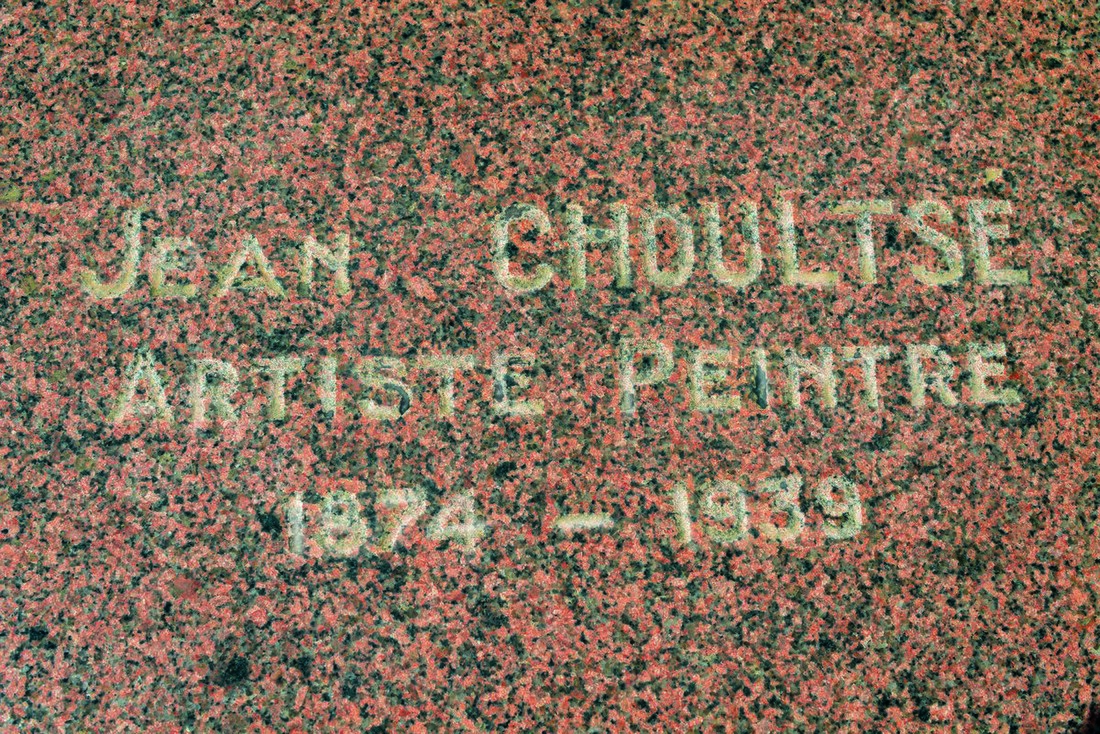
[554,513,614,533]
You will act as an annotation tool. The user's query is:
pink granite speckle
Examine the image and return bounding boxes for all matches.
[1,0,1099,730]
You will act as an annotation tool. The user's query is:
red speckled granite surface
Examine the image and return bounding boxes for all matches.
[1,0,1099,731]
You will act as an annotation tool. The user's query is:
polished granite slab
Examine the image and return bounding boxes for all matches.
[1,1,1098,730]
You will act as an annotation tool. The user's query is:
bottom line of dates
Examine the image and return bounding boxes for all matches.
[284,473,864,559]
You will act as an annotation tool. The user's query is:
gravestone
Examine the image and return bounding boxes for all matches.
[1,1,1098,730]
